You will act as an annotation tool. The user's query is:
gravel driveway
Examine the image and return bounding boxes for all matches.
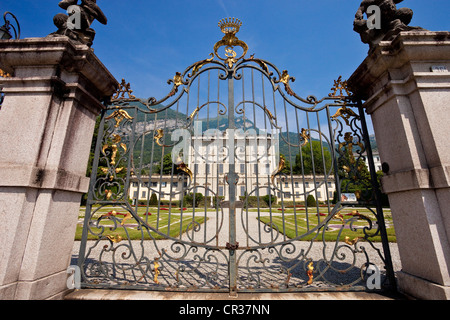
[72,208,402,290]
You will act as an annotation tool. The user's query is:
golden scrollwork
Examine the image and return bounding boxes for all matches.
[214,18,248,68]
[105,109,134,128]
[154,129,167,147]
[107,234,123,243]
[249,54,272,76]
[102,134,127,166]
[271,155,286,186]
[189,53,214,78]
[263,106,276,122]
[154,260,160,284]
[329,76,352,98]
[274,70,295,96]
[167,72,188,98]
[188,106,200,121]
[154,129,174,148]
[331,105,360,126]
[112,78,139,102]
[344,236,363,246]
[100,167,125,182]
[333,212,345,224]
[306,262,314,285]
[172,72,184,87]
[104,189,113,200]
[177,160,193,181]
[300,128,310,147]
[338,132,365,174]
[120,212,133,226]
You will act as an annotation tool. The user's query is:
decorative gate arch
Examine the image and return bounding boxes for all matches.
[78,18,395,294]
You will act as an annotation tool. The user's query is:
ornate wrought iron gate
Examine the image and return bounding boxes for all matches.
[78,18,395,294]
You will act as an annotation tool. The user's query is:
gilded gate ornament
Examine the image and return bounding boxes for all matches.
[300,128,310,147]
[154,129,171,148]
[189,54,214,78]
[177,160,193,181]
[329,76,352,98]
[338,132,365,174]
[105,109,134,128]
[271,155,286,185]
[214,18,248,68]
[332,105,360,126]
[274,70,295,96]
[101,134,127,165]
[306,262,314,285]
[112,79,139,102]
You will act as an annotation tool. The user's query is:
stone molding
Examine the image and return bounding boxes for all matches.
[0,37,117,99]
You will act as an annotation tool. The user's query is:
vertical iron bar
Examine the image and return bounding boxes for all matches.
[283,98,298,237]
[305,112,320,224]
[216,71,221,247]
[191,75,201,241]
[242,70,249,248]
[156,108,169,231]
[124,106,137,210]
[251,69,262,244]
[227,72,238,295]
[327,107,342,209]
[204,70,210,244]
[168,100,180,236]
[316,112,331,214]
[78,109,107,277]
[357,101,397,291]
[295,107,309,230]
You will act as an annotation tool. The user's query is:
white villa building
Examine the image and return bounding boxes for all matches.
[128,130,337,204]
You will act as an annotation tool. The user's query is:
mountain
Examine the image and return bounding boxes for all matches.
[108,100,377,170]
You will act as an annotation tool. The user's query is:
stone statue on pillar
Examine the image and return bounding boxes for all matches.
[48,0,108,47]
[353,0,423,49]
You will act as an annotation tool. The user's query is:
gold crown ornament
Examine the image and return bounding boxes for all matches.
[218,17,243,35]
[214,17,248,68]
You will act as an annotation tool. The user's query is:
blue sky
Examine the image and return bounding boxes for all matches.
[2,0,449,100]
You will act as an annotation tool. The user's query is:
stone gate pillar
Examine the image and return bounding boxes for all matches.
[0,38,118,299]
[348,31,450,300]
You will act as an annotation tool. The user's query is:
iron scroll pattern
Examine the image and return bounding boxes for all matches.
[78,22,394,292]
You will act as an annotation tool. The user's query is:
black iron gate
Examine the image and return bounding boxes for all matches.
[78,18,395,294]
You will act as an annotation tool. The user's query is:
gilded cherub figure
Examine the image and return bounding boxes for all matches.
[49,0,107,47]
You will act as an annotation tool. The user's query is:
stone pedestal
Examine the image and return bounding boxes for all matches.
[348,31,450,300]
[0,38,118,299]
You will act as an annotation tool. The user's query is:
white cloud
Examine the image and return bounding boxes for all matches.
[216,0,230,17]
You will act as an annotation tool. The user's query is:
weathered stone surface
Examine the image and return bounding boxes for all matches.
[0,38,118,300]
[348,30,450,300]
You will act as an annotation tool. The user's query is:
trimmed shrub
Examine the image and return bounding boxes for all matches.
[262,194,277,207]
[183,192,204,207]
[149,193,158,205]
[306,194,316,207]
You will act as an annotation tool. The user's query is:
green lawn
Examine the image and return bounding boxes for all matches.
[75,206,207,241]
[257,207,396,242]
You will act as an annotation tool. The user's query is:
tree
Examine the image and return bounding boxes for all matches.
[149,193,158,205]
[306,195,316,207]
[262,194,277,207]
[184,193,204,207]
[153,153,181,175]
[293,141,332,175]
